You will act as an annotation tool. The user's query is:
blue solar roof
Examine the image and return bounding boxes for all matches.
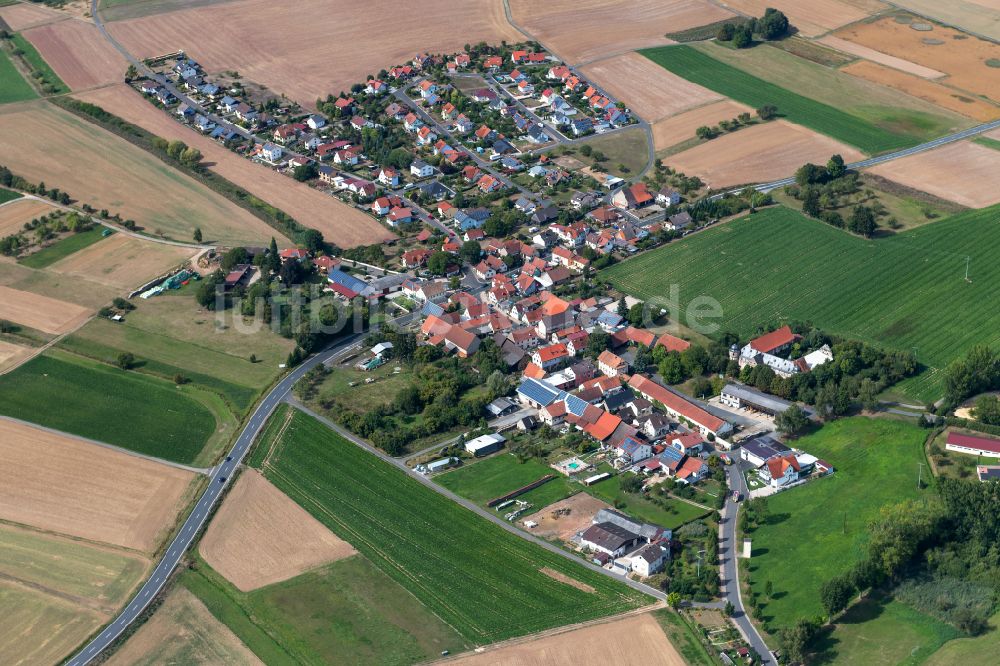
[517,378,561,407]
[327,269,368,294]
[659,447,684,463]
[421,301,445,317]
[565,393,589,417]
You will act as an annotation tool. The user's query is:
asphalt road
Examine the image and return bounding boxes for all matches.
[64,333,367,666]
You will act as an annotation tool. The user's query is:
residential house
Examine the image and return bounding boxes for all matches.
[612,182,654,210]
[387,207,413,226]
[410,160,435,178]
[631,543,668,577]
[597,350,628,377]
[377,167,399,187]
[739,435,792,467]
[664,211,693,232]
[306,114,326,130]
[656,187,681,207]
[532,342,571,370]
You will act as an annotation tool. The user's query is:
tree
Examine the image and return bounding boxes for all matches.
[732,24,753,48]
[849,204,877,237]
[666,592,682,609]
[195,273,220,309]
[866,499,944,580]
[659,352,686,384]
[858,377,879,411]
[166,140,186,159]
[820,575,855,618]
[125,64,138,81]
[802,188,821,218]
[116,352,135,370]
[292,162,318,182]
[620,475,644,493]
[717,23,735,41]
[279,257,306,284]
[973,394,1000,425]
[756,104,778,120]
[301,228,325,254]
[192,227,202,243]
[180,147,202,168]
[616,296,628,318]
[459,240,482,265]
[795,163,826,186]
[267,237,281,274]
[758,8,790,40]
[723,601,735,617]
[427,250,450,276]
[585,329,610,359]
[826,154,846,180]
[764,579,774,599]
[627,302,645,327]
[779,619,818,664]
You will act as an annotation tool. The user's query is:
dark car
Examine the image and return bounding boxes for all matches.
[218,476,227,484]
[225,455,233,462]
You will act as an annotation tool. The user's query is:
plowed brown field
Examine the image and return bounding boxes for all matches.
[23,19,126,90]
[0,285,91,334]
[652,100,753,150]
[869,140,1000,208]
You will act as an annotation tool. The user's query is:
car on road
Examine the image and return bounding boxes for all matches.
[731,490,742,502]
[225,455,232,462]
[218,475,227,484]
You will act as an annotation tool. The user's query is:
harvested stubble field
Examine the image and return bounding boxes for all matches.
[603,205,1000,402]
[0,582,105,666]
[508,0,733,64]
[106,0,520,108]
[447,612,686,666]
[0,351,219,464]
[0,1,66,31]
[888,0,1000,42]
[108,587,263,666]
[580,51,721,123]
[835,17,1000,103]
[0,284,91,334]
[0,259,120,309]
[47,233,195,289]
[0,339,33,373]
[200,470,357,592]
[0,417,196,552]
[869,140,1000,208]
[842,60,1000,122]
[75,84,390,247]
[256,409,649,644]
[23,18,126,90]
[100,0,236,22]
[0,197,58,237]
[666,120,864,188]
[716,0,881,37]
[817,35,946,79]
[0,101,278,245]
[652,99,752,151]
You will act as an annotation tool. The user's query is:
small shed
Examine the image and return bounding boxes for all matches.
[371,342,394,357]
[465,433,506,457]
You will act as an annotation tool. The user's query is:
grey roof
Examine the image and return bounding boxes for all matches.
[632,542,666,564]
[741,434,791,463]
[593,509,669,542]
[581,522,640,551]
[722,383,793,414]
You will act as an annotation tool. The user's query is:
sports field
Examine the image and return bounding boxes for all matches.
[603,205,1000,402]
[255,409,650,644]
[0,350,217,463]
[640,45,952,154]
[437,454,578,509]
[0,47,37,103]
[744,418,926,627]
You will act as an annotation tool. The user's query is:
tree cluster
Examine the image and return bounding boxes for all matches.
[943,345,1000,408]
[716,9,791,48]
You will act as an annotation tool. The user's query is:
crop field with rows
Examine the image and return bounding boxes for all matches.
[603,205,1000,402]
[255,409,649,645]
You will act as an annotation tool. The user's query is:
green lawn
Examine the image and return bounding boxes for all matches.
[0,188,23,204]
[586,474,711,530]
[925,611,1000,666]
[0,48,37,104]
[9,33,68,95]
[254,409,650,644]
[19,228,109,269]
[436,453,577,509]
[0,350,217,464]
[603,204,1000,402]
[744,418,928,631]
[183,554,468,665]
[641,45,929,154]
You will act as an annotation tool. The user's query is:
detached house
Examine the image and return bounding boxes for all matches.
[597,350,628,377]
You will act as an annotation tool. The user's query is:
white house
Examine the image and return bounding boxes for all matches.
[259,143,283,164]
[410,160,435,178]
[306,114,326,130]
[630,543,668,577]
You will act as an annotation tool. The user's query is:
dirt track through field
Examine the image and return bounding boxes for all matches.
[667,120,864,188]
[74,84,391,247]
[0,418,196,553]
[443,612,685,665]
[108,587,263,666]
[652,100,753,150]
[581,52,722,123]
[48,233,195,290]
[23,19,127,90]
[106,0,521,108]
[509,0,732,64]
[869,140,1000,208]
[0,198,58,238]
[199,470,356,592]
[0,285,91,334]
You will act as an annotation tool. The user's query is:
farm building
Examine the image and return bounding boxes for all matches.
[465,433,505,457]
[580,522,642,558]
[946,432,1000,458]
[720,383,793,416]
[977,466,1000,482]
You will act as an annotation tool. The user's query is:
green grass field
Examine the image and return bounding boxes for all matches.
[9,33,68,95]
[0,583,103,666]
[183,554,467,665]
[603,205,1000,402]
[744,418,928,630]
[925,611,1000,666]
[641,45,933,154]
[19,228,109,269]
[0,48,38,104]
[586,474,711,530]
[0,187,23,204]
[436,453,578,510]
[255,409,650,644]
[0,350,217,464]
[653,609,716,666]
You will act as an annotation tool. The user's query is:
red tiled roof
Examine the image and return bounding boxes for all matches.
[766,455,800,480]
[655,333,691,353]
[750,325,798,354]
[947,432,1000,454]
[584,411,622,441]
[536,343,569,362]
[629,374,725,433]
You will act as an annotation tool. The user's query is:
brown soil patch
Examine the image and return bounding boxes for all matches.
[75,84,390,247]
[106,0,520,109]
[667,120,864,188]
[0,2,68,31]
[835,17,1000,103]
[652,99,753,151]
[987,127,1000,140]
[0,102,277,246]
[47,233,195,290]
[0,285,91,334]
[23,19,127,90]
[581,52,722,123]
[842,60,1000,122]
[0,339,35,374]
[817,35,945,78]
[868,140,1000,208]
[200,470,356,592]
[718,0,880,37]
[509,0,733,65]
[445,612,686,666]
[540,567,596,594]
[0,198,58,238]
[0,418,196,553]
[108,587,263,666]
[525,492,610,541]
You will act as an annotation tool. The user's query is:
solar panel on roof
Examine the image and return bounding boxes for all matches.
[564,393,589,416]
[517,378,561,407]
[659,447,684,463]
[327,269,368,293]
